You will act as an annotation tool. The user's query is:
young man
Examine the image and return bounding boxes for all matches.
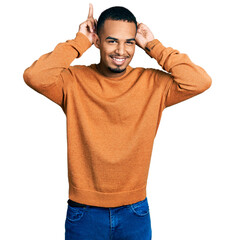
[23,3,212,240]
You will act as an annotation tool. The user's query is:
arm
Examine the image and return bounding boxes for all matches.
[23,4,97,110]
[136,23,212,108]
[23,33,91,109]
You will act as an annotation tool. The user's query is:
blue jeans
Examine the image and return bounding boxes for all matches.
[65,197,152,240]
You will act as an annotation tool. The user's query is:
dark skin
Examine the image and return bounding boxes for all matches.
[78,3,155,78]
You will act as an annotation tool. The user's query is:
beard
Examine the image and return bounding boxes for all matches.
[108,66,126,73]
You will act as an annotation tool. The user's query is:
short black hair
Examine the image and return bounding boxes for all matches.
[97,6,137,36]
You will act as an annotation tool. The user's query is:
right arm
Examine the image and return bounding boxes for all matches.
[23,3,97,110]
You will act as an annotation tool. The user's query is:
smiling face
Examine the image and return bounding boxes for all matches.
[94,19,137,78]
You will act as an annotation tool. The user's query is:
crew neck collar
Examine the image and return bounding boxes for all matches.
[90,64,132,81]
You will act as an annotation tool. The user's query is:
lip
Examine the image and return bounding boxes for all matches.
[110,56,127,66]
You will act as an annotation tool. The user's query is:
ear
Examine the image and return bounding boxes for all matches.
[93,34,100,49]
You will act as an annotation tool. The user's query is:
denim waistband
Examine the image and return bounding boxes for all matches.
[67,199,88,207]
[67,197,147,209]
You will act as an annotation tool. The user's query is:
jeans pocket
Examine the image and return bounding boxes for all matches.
[129,197,150,217]
[66,205,87,222]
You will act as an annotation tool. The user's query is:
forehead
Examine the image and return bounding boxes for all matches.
[101,19,136,39]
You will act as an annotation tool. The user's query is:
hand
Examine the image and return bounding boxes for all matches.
[135,22,154,49]
[79,3,97,44]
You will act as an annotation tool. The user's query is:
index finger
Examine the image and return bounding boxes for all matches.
[88,3,94,18]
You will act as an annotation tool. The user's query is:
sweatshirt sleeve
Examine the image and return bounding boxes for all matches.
[23,32,92,110]
[145,39,212,108]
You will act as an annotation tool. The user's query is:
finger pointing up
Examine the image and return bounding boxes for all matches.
[88,3,94,19]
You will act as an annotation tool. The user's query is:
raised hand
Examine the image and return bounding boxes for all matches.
[135,22,154,50]
[79,3,98,44]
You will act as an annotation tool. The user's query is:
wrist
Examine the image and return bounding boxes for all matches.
[145,39,160,52]
[145,39,166,62]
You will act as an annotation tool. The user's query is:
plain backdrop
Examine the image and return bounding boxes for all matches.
[1,0,234,239]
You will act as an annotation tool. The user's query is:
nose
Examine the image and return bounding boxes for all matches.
[115,43,125,56]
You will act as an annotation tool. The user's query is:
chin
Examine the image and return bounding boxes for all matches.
[108,66,126,73]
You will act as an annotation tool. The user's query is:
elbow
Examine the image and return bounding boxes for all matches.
[206,75,212,89]
[23,67,41,90]
[23,67,31,86]
[23,67,36,87]
[196,72,212,94]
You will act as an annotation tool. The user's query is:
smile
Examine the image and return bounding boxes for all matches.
[110,56,127,65]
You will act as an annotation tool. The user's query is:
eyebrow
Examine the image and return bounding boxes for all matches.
[106,36,136,42]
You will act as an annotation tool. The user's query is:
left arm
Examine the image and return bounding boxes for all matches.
[136,23,212,108]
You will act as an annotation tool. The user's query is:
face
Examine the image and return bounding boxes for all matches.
[94,19,136,78]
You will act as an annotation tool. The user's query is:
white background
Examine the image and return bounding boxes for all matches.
[1,0,234,239]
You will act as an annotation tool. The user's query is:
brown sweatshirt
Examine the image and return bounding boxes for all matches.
[23,32,212,207]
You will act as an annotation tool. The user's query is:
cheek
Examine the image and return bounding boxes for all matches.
[128,46,135,57]
[101,47,114,58]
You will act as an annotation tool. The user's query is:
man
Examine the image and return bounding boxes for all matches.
[23,3,212,240]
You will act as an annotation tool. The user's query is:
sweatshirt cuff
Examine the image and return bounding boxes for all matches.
[73,32,92,58]
[145,39,166,62]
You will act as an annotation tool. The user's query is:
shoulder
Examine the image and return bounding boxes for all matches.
[69,64,90,72]
[142,67,172,80]
[131,66,163,77]
[137,67,173,87]
[60,65,92,89]
[62,64,93,79]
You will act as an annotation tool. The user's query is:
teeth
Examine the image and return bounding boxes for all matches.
[113,58,125,62]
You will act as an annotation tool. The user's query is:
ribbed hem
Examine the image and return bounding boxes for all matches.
[145,39,166,62]
[69,184,147,208]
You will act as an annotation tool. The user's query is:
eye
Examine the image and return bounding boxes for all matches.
[126,41,135,45]
[108,40,117,44]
